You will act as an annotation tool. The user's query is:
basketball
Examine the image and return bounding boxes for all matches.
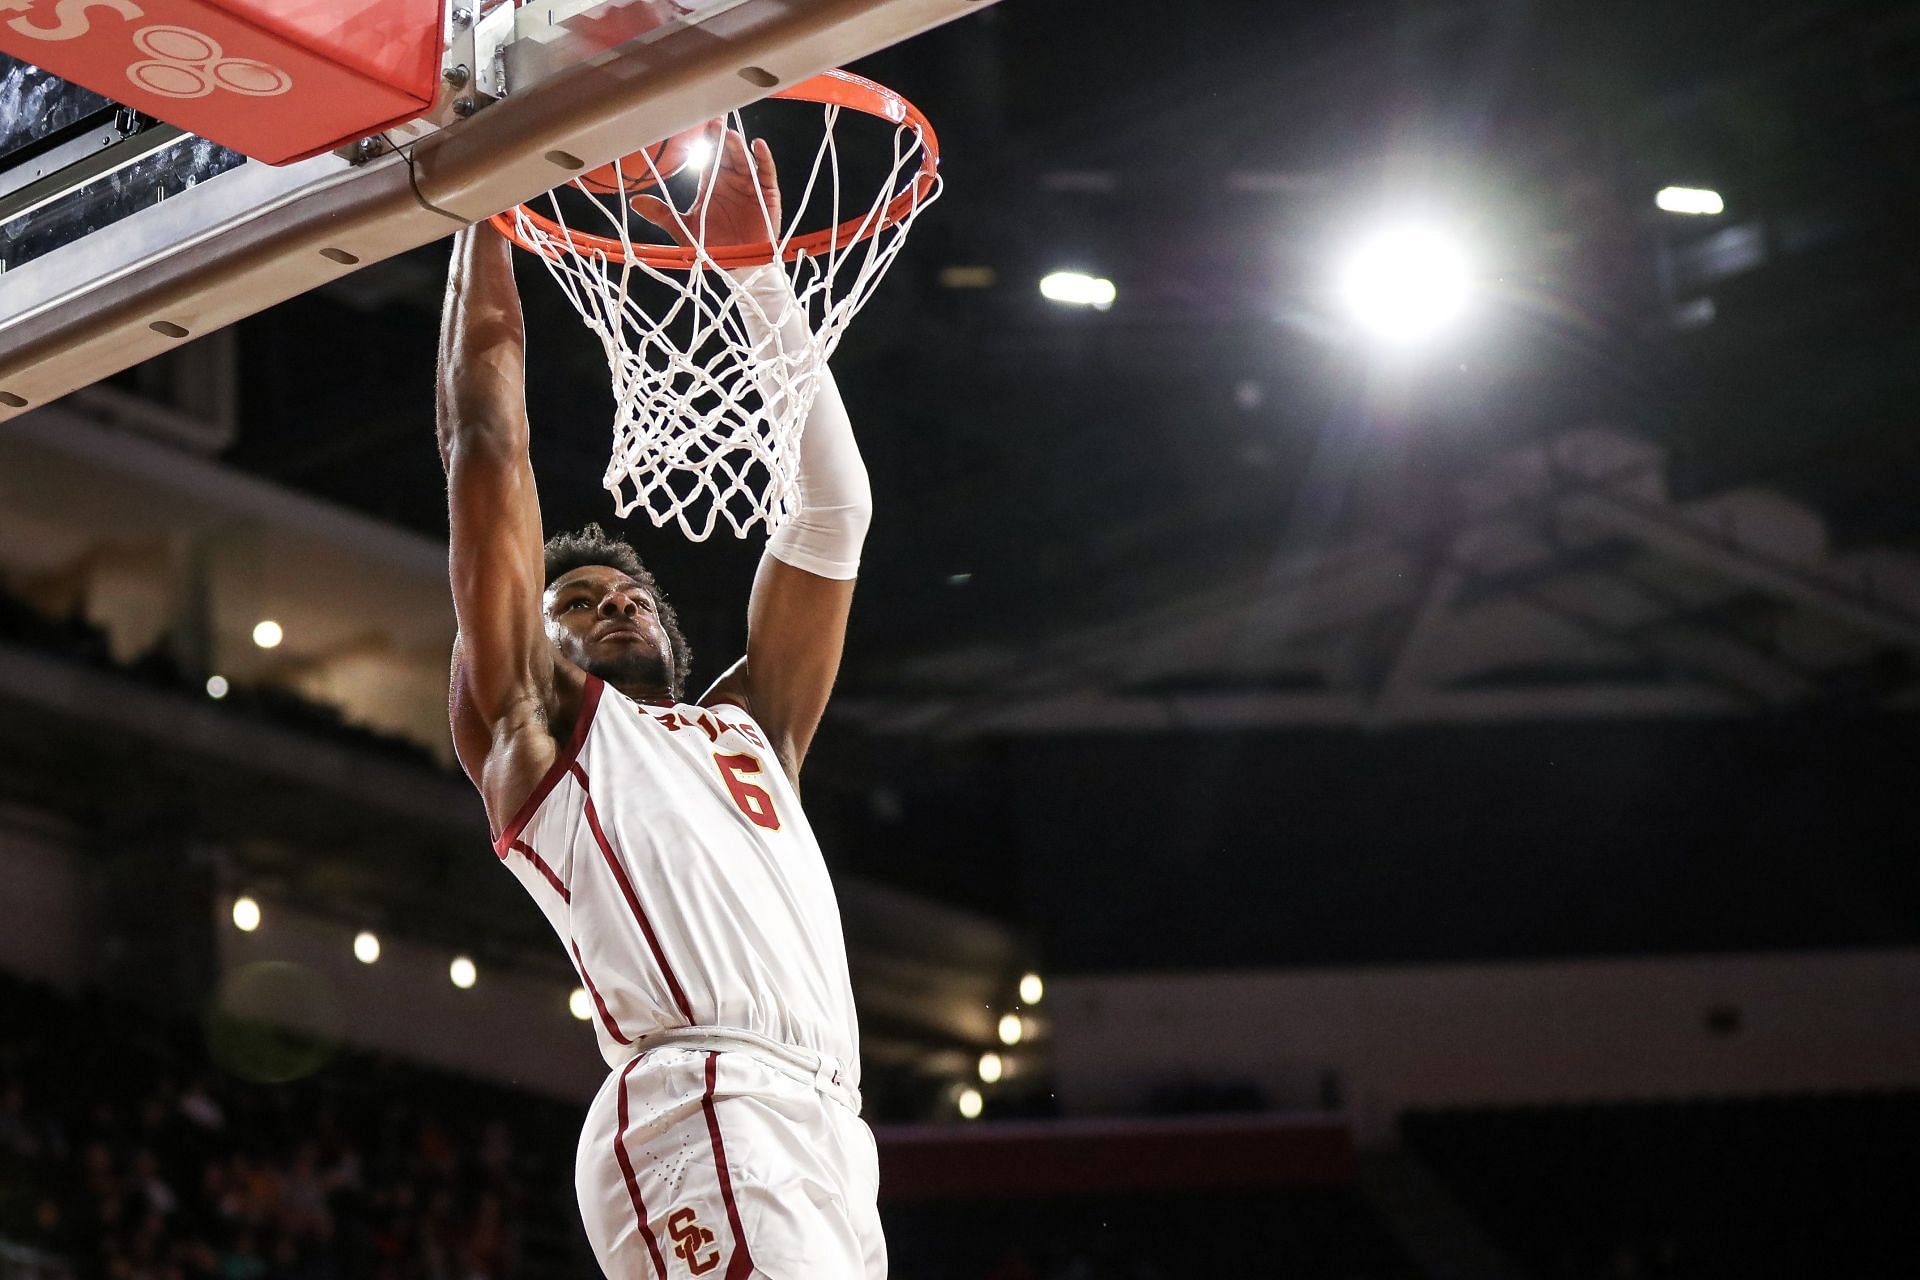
[577,118,725,195]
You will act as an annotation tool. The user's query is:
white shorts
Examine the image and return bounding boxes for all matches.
[576,1028,886,1280]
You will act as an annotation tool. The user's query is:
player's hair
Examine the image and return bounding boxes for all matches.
[543,523,693,696]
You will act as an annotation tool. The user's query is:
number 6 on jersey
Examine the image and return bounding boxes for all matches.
[714,752,781,831]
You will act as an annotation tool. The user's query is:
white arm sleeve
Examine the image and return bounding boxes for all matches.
[730,265,871,580]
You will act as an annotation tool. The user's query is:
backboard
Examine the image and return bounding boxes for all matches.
[0,0,999,421]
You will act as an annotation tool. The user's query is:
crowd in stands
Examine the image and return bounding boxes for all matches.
[0,960,1423,1280]
[0,972,579,1280]
[0,588,443,772]
[1403,1094,1920,1279]
[16,942,1919,1280]
[3,962,1419,1280]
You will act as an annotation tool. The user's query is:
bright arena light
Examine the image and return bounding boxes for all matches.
[1039,270,1117,310]
[1019,972,1045,1005]
[450,956,478,989]
[997,1013,1024,1046]
[251,619,283,649]
[1337,225,1472,345]
[353,931,381,964]
[977,1052,1004,1084]
[231,896,261,932]
[569,987,594,1021]
[957,1087,984,1120]
[1655,185,1725,216]
[684,137,714,173]
[205,675,229,699]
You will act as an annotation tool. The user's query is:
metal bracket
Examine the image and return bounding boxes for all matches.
[473,0,516,101]
[337,0,517,161]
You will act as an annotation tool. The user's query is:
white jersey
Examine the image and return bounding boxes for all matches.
[491,676,861,1084]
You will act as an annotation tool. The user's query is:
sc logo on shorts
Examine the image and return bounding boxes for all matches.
[668,1207,720,1275]
[0,0,291,99]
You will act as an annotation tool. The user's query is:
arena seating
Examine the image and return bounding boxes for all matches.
[0,971,580,1280]
[1,969,1420,1280]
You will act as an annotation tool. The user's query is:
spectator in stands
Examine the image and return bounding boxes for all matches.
[0,972,563,1280]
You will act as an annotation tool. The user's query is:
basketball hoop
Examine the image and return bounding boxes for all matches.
[491,70,940,540]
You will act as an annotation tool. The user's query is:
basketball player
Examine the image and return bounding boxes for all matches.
[437,129,883,1278]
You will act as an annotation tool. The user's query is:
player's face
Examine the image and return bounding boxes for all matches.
[544,565,674,693]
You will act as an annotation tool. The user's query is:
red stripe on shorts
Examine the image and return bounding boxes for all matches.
[700,1051,757,1280]
[614,1054,670,1279]
[572,762,696,1024]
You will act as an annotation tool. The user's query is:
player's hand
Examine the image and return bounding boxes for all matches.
[631,129,782,250]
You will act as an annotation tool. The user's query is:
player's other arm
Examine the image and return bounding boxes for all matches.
[707,278,869,781]
[438,225,564,815]
[641,131,867,781]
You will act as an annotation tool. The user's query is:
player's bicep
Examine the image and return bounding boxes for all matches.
[446,432,554,725]
[730,551,855,774]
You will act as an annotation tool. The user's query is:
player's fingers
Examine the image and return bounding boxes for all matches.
[629,193,694,247]
[750,138,779,214]
[718,128,751,173]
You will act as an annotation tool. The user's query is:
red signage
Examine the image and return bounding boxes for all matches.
[0,0,445,164]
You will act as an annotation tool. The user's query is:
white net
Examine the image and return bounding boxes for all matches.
[507,85,940,540]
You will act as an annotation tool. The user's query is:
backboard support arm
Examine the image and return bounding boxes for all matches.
[0,0,998,419]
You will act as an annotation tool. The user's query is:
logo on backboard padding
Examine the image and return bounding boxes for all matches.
[668,1207,720,1275]
[0,0,291,98]
[127,25,290,98]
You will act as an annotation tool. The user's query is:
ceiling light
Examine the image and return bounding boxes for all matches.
[252,620,283,649]
[231,896,261,932]
[569,988,594,1021]
[450,956,477,989]
[1019,972,1044,1005]
[353,931,381,964]
[1337,224,1471,345]
[957,1086,983,1119]
[1039,270,1116,310]
[977,1052,1004,1084]
[997,1013,1024,1046]
[1655,186,1724,216]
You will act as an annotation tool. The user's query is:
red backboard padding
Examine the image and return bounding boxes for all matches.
[0,0,445,164]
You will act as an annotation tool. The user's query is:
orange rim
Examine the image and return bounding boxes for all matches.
[489,69,939,270]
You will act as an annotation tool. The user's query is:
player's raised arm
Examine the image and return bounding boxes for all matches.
[634,131,868,780]
[437,225,562,795]
[726,294,868,778]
